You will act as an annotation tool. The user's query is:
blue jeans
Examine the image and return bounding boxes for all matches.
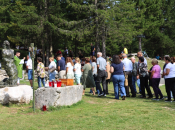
[38,76,45,88]
[132,76,141,93]
[49,72,56,81]
[112,75,126,99]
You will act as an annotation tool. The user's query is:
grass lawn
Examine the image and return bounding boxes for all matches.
[0,82,175,130]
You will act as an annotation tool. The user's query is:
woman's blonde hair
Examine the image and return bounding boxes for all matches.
[49,57,54,61]
[75,57,80,63]
[152,58,158,64]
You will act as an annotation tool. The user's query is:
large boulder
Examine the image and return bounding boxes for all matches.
[0,85,33,104]
[35,85,83,109]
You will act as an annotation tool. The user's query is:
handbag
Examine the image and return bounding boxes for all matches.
[49,66,56,73]
[124,72,128,86]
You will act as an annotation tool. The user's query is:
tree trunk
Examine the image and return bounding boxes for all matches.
[139,37,142,51]
[50,33,53,57]
[95,0,100,53]
[102,26,106,58]
[44,0,49,66]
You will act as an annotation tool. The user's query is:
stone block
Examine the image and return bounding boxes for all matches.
[35,85,83,109]
[0,85,33,104]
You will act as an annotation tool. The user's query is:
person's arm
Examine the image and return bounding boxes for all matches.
[81,65,85,72]
[110,66,114,73]
[151,71,155,79]
[58,66,60,72]
[73,64,76,72]
[164,68,170,76]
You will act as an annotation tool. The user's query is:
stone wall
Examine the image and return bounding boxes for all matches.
[0,85,33,104]
[35,85,83,109]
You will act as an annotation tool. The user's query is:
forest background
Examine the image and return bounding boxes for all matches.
[0,0,175,66]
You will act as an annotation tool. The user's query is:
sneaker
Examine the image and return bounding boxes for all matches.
[98,93,103,97]
[152,98,159,101]
[103,94,106,97]
[122,96,126,100]
[159,97,164,100]
[140,95,146,98]
[165,100,172,102]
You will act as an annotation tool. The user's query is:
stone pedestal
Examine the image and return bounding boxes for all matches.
[35,85,83,109]
[0,85,33,104]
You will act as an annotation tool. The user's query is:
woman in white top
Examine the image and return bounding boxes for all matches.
[74,57,81,85]
[163,57,175,102]
[48,57,56,81]
[66,57,74,79]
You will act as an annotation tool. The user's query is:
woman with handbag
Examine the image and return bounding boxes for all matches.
[48,57,56,81]
[110,55,126,100]
[66,57,74,79]
[137,57,153,98]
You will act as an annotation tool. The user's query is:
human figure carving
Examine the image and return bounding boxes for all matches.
[0,40,18,87]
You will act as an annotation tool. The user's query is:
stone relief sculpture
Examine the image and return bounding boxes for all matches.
[0,40,18,87]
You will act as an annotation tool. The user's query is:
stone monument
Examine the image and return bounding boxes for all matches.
[0,40,33,104]
[0,40,18,87]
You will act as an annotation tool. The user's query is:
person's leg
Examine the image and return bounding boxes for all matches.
[128,72,136,97]
[137,79,141,93]
[165,78,171,100]
[91,87,95,95]
[38,76,42,88]
[97,71,103,95]
[155,78,163,98]
[140,77,146,97]
[132,76,137,93]
[112,75,119,99]
[106,80,109,94]
[145,76,153,97]
[41,78,45,87]
[118,75,126,99]
[102,74,107,95]
[28,70,33,87]
[152,78,158,99]
[94,75,99,94]
[170,78,175,100]
[124,73,129,97]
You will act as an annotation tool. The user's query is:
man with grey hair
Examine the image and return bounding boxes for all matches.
[131,57,140,94]
[97,52,107,97]
[122,54,136,97]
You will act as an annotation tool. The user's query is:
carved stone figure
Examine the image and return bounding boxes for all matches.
[0,40,18,87]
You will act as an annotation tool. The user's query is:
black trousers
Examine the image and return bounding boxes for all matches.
[124,71,136,96]
[106,79,110,94]
[140,76,153,97]
[97,70,107,94]
[165,78,175,100]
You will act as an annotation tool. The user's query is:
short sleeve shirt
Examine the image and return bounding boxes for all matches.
[57,59,65,71]
[164,63,175,79]
[74,63,81,75]
[66,62,73,74]
[26,58,32,69]
[97,57,106,71]
[152,65,161,78]
[111,63,124,75]
[91,62,97,75]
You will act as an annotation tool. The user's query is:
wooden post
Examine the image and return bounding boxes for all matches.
[29,43,35,112]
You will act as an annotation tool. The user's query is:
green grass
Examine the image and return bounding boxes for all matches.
[0,83,175,130]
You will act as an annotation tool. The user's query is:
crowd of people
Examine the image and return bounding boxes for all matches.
[14,45,175,102]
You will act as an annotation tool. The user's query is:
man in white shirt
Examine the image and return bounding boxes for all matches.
[26,55,33,88]
[122,54,136,97]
